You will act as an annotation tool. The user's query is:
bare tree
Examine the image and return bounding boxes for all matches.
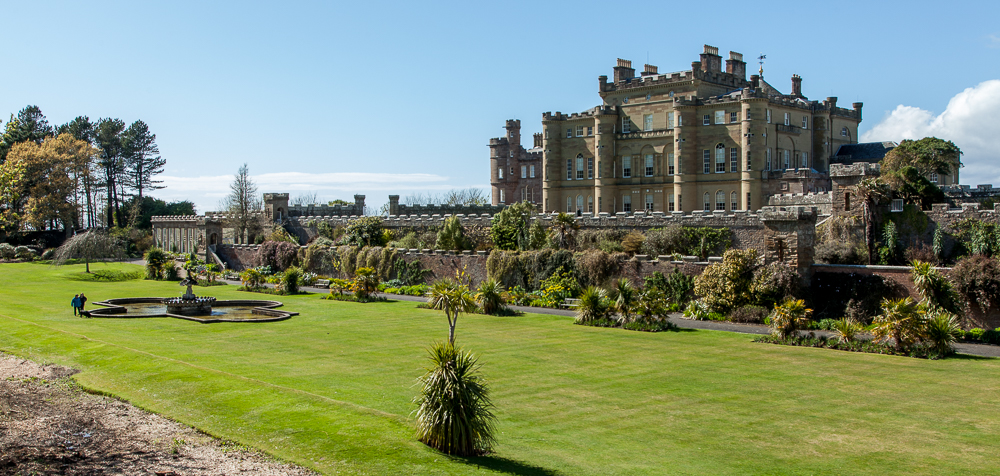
[220,163,263,244]
[403,188,488,207]
[290,191,319,207]
[53,230,126,273]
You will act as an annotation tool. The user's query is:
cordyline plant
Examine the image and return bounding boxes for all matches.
[426,279,477,345]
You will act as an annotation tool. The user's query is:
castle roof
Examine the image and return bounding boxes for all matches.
[832,141,898,164]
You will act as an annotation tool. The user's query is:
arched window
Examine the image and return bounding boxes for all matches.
[715,144,726,173]
[703,192,710,211]
[623,194,632,212]
[716,191,725,211]
[587,195,594,213]
[577,195,583,211]
[731,191,738,211]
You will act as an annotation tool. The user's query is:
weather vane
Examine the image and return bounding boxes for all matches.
[757,53,766,77]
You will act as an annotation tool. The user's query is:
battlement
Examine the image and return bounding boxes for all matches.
[542,107,611,122]
[829,162,880,177]
[262,193,289,200]
[151,215,200,222]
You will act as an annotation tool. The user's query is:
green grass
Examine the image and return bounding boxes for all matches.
[2,261,1000,475]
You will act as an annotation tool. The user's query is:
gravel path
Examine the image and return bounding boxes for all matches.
[0,352,317,476]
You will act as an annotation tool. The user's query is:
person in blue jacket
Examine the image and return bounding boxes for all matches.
[71,294,81,316]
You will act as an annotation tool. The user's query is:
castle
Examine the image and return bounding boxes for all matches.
[492,45,873,213]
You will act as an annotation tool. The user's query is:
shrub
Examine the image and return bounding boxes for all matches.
[40,248,55,260]
[693,248,760,313]
[923,310,962,356]
[351,267,380,301]
[576,249,622,287]
[684,227,732,259]
[683,300,714,320]
[255,240,299,271]
[344,216,385,247]
[910,260,960,313]
[633,286,670,323]
[871,297,924,351]
[597,239,625,253]
[13,246,35,261]
[575,228,625,252]
[436,216,470,251]
[769,298,812,339]
[489,202,533,251]
[82,269,145,282]
[730,305,768,324]
[750,263,801,309]
[622,232,645,255]
[575,286,609,324]
[950,254,1000,317]
[240,268,266,290]
[413,342,497,456]
[475,279,506,315]
[162,261,179,280]
[0,242,15,260]
[610,278,637,325]
[281,267,301,294]
[832,318,865,343]
[394,258,430,285]
[905,242,938,265]
[642,226,686,256]
[815,241,865,265]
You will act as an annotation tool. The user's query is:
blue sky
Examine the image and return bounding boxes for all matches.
[3,0,999,212]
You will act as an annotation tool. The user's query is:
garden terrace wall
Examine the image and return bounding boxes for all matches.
[810,264,920,300]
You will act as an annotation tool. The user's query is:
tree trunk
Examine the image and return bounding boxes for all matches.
[448,311,456,345]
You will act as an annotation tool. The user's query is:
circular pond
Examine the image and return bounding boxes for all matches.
[84,297,297,323]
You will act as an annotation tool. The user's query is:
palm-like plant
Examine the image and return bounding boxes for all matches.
[871,297,925,351]
[769,298,813,339]
[923,309,962,355]
[414,342,497,456]
[549,212,579,250]
[611,278,637,324]
[427,279,477,345]
[855,177,889,265]
[475,279,506,315]
[352,266,380,300]
[575,286,608,323]
[832,317,865,344]
[910,260,960,313]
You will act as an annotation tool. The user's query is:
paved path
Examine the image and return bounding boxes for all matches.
[220,279,1000,358]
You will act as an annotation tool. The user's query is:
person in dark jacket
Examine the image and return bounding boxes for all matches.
[71,294,81,316]
[79,293,87,313]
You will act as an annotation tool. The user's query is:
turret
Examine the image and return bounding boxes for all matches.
[791,75,803,98]
[505,119,521,147]
[853,102,864,123]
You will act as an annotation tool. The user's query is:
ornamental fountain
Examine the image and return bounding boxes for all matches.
[163,278,217,315]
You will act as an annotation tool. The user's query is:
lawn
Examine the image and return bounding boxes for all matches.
[2,261,999,475]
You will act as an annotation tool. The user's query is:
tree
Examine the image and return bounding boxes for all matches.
[910,260,960,314]
[435,216,468,251]
[549,212,579,249]
[575,286,609,323]
[0,158,26,233]
[489,201,534,251]
[413,342,497,456]
[855,177,889,265]
[121,120,164,199]
[290,191,319,207]
[343,216,385,247]
[871,297,926,351]
[57,117,99,228]
[768,298,812,339]
[94,118,127,227]
[53,230,126,273]
[426,279,477,345]
[221,163,263,244]
[611,277,637,324]
[0,106,53,162]
[880,138,962,209]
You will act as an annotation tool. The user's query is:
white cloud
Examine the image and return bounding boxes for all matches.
[861,79,1000,186]
[155,172,482,213]
[990,33,1000,48]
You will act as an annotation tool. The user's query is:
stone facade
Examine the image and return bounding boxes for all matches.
[768,191,833,215]
[387,195,506,217]
[532,45,862,215]
[490,119,543,206]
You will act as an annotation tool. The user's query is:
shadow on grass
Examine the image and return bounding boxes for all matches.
[455,455,562,476]
[950,352,997,361]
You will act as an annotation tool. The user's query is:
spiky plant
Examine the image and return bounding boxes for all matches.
[427,279,477,345]
[474,279,506,315]
[910,260,960,313]
[769,298,812,339]
[923,309,962,356]
[414,342,497,456]
[872,297,925,351]
[352,266,380,300]
[611,278,636,325]
[832,317,865,344]
[575,286,608,323]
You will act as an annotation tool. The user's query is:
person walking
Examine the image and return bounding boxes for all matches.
[79,293,87,313]
[71,294,81,316]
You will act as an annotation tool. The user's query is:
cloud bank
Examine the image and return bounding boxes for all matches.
[157,172,485,213]
[861,79,1000,187]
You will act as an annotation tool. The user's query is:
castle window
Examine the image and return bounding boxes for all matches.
[599,196,602,212]
[716,191,726,211]
[703,192,711,211]
[841,126,848,137]
[567,159,573,180]
[646,93,651,101]
[566,128,572,138]
[678,194,682,210]
[930,172,938,183]
[746,192,751,210]
[643,114,653,131]
[498,167,503,179]
[715,144,726,173]
[746,151,752,170]
[530,165,535,178]
[667,112,674,129]
[587,126,593,136]
[715,111,725,124]
[510,151,514,158]
[500,189,505,203]
[783,150,790,169]
[645,194,654,211]
[567,196,573,212]
[703,114,711,126]
[622,117,631,134]
[623,194,632,213]
[677,114,683,126]
[588,157,594,179]
[576,155,585,179]
[801,152,809,168]
[577,195,584,212]
[891,199,904,212]
[645,154,654,177]
[576,126,584,137]
[731,191,738,211]
[598,124,604,134]
[730,112,739,123]
[668,153,675,175]
[520,166,526,179]
[747,110,752,120]
[844,192,851,211]
[703,150,711,174]
[588,195,594,213]
[766,109,772,123]
[511,166,514,175]
[668,193,675,211]
[802,116,808,129]
[784,112,790,126]
[622,156,632,178]
[545,130,549,139]
[730,148,738,172]
[766,148,772,170]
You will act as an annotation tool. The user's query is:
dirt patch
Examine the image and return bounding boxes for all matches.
[0,352,318,476]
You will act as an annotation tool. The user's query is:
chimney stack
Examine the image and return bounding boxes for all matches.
[641,64,658,77]
[791,75,803,97]
[826,96,838,109]
[613,58,635,83]
[533,133,542,148]
[853,102,864,122]
[750,74,760,90]
[700,45,722,72]
[725,51,746,80]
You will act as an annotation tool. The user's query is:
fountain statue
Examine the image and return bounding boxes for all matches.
[163,278,217,315]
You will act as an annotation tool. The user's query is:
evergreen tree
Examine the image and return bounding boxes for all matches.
[121,120,164,199]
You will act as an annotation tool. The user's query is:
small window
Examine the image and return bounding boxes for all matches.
[716,191,725,211]
[623,97,629,104]
[801,152,809,168]
[623,194,632,212]
[643,114,653,131]
[844,192,851,211]
[802,116,808,129]
[500,189,504,203]
[498,167,503,179]
[766,109,772,123]
[545,130,549,139]
[730,148,738,172]
[645,93,651,101]
[598,124,604,134]
[677,114,683,126]
[715,110,725,124]
[668,193,675,211]
[703,150,711,174]
[577,195,583,211]
[841,126,848,137]
[622,117,631,134]
[521,165,526,178]
[566,159,572,180]
[703,192,711,211]
[622,156,632,178]
[645,194,654,211]
[576,155,584,179]
[703,114,711,126]
[730,111,738,123]
[784,112,790,126]
[645,154,654,177]
[783,150,790,169]
[746,192,751,210]
[667,112,675,129]
[587,157,594,179]
[930,172,938,184]
[576,126,584,137]
[588,195,594,213]
[598,196,602,212]
[530,165,535,178]
[746,151,752,171]
[587,126,593,136]
[668,152,675,175]
[731,191,738,211]
[566,196,573,212]
[566,128,572,138]
[891,199,904,212]
[509,151,514,158]
[746,110,752,121]
[715,144,726,173]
